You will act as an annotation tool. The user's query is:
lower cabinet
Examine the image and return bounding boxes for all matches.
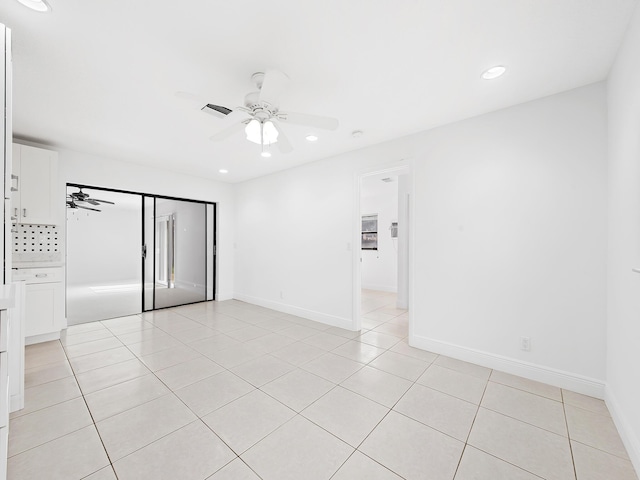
[12,268,64,344]
[24,282,64,339]
[0,309,9,480]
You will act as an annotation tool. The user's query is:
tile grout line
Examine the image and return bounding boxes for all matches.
[60,336,121,480]
[562,388,579,480]
[32,297,412,479]
[452,369,491,479]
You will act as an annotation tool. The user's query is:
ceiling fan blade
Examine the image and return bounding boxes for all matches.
[278,111,338,131]
[259,69,290,107]
[272,121,293,154]
[77,205,101,212]
[209,110,252,141]
[210,121,249,142]
[91,198,115,205]
[80,198,100,205]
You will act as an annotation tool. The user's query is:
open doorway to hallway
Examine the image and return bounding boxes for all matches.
[356,167,411,339]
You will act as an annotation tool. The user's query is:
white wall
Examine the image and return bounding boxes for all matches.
[414,83,607,394]
[40,146,235,300]
[361,177,398,292]
[235,82,608,394]
[605,2,640,471]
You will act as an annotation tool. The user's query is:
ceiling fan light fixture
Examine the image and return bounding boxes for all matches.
[305,134,318,142]
[16,0,51,12]
[261,151,272,158]
[482,65,506,80]
[245,119,278,145]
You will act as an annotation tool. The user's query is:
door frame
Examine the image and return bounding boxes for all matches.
[143,195,212,311]
[351,161,415,335]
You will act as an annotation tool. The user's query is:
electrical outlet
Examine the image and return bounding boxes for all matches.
[520,336,531,351]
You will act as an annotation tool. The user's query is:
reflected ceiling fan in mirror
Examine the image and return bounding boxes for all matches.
[66,188,115,212]
[177,69,339,157]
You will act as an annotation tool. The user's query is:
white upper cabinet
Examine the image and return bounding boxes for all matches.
[12,144,59,225]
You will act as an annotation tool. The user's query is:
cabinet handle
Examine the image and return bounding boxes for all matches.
[14,208,17,217]
[23,208,27,217]
[35,274,48,278]
[10,174,18,192]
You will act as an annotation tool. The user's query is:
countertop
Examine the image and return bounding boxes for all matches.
[12,262,65,269]
[0,284,16,310]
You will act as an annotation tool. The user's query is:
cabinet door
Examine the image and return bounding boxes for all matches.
[18,145,58,225]
[24,282,63,338]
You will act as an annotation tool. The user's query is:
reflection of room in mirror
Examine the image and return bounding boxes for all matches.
[153,198,207,309]
[65,188,142,325]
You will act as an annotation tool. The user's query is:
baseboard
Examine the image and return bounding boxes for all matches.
[25,331,61,346]
[362,284,398,293]
[234,293,353,330]
[10,394,24,413]
[216,292,234,301]
[410,334,606,398]
[605,387,640,473]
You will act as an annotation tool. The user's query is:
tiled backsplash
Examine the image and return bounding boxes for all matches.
[12,224,62,263]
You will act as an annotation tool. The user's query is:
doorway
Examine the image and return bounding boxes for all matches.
[353,165,412,337]
[66,184,216,325]
[143,196,214,311]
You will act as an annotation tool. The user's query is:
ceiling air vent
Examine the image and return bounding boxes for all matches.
[201,104,232,118]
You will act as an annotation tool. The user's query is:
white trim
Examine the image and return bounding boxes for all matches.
[10,394,24,413]
[25,331,61,346]
[216,292,234,301]
[234,293,353,330]
[353,160,414,333]
[410,333,606,398]
[605,388,640,473]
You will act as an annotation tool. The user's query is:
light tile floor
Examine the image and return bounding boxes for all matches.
[7,290,639,480]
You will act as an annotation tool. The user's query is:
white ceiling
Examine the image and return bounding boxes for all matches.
[1,0,637,183]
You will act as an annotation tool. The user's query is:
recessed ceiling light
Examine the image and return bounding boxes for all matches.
[481,65,506,80]
[351,130,363,138]
[218,169,228,174]
[305,135,318,142]
[16,0,51,12]
[261,151,272,158]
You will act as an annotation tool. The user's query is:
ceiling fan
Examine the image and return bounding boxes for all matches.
[66,188,115,212]
[66,197,101,212]
[177,69,339,157]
